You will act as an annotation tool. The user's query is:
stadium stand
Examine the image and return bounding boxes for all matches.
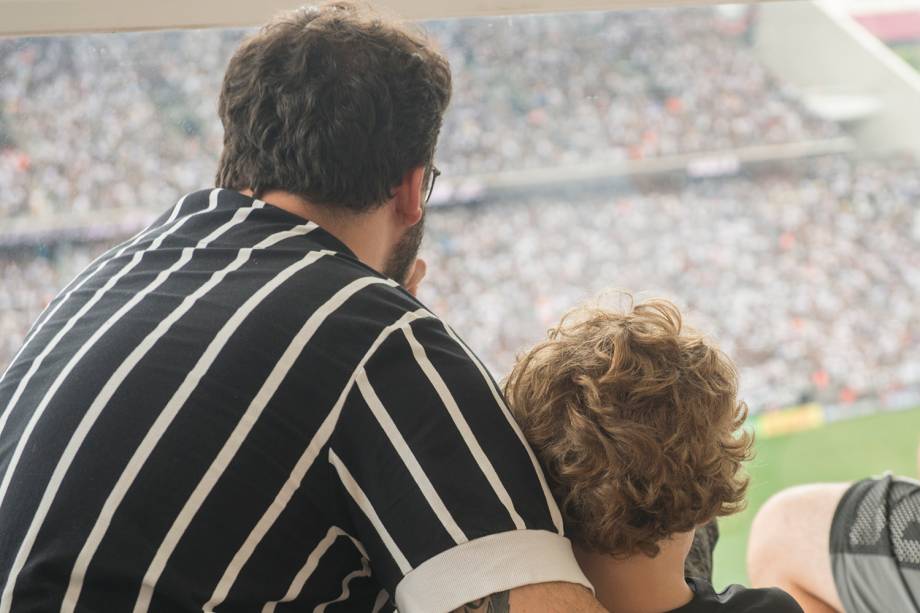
[422,154,920,413]
[0,8,838,218]
[1,7,918,416]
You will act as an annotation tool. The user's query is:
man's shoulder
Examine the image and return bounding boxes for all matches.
[322,257,425,312]
[298,256,458,352]
[682,578,803,613]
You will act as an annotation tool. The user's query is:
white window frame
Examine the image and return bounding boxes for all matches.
[2,0,763,37]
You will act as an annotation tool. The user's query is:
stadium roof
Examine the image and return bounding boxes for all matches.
[1,0,764,37]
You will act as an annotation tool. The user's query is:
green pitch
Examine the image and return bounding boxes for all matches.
[713,406,920,590]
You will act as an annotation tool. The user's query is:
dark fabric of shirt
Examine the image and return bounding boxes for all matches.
[684,520,719,581]
[0,189,564,612]
[670,577,804,613]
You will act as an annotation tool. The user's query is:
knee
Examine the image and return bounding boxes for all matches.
[748,482,848,583]
[748,489,794,583]
[747,485,819,584]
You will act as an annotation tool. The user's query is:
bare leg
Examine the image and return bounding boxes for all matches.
[747,483,850,613]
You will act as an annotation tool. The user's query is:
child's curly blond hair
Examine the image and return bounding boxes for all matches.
[504,297,753,558]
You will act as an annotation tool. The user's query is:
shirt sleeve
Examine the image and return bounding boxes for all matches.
[326,312,592,612]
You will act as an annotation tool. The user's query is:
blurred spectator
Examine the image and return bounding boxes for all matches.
[419,155,920,413]
[0,8,915,416]
[0,8,837,217]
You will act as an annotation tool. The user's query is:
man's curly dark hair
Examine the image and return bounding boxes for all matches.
[216,2,452,212]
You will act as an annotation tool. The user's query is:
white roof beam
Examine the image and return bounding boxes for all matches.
[1,0,766,37]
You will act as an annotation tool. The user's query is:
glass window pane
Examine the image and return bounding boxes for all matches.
[2,2,918,595]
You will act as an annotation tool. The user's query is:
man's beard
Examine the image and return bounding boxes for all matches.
[383,212,425,285]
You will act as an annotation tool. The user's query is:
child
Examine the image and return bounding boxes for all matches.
[504,297,802,613]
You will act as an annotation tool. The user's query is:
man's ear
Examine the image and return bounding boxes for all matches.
[392,165,426,226]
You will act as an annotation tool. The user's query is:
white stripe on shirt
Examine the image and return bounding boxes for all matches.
[4,193,192,363]
[164,191,191,224]
[54,248,332,613]
[131,275,387,613]
[0,197,271,613]
[442,323,565,535]
[356,370,467,544]
[314,557,371,613]
[260,526,366,613]
[329,449,411,574]
[401,325,527,531]
[0,190,221,439]
[202,308,430,612]
[372,589,390,613]
[0,243,189,509]
[0,195,255,513]
[32,226,313,613]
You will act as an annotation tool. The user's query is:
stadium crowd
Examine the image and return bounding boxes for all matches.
[2,155,918,415]
[430,9,840,174]
[0,8,839,218]
[420,155,920,413]
[0,7,915,415]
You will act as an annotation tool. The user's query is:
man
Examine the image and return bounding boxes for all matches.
[504,297,803,612]
[0,4,603,611]
[747,448,920,613]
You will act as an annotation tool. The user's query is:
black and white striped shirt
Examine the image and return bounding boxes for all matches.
[0,189,589,612]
